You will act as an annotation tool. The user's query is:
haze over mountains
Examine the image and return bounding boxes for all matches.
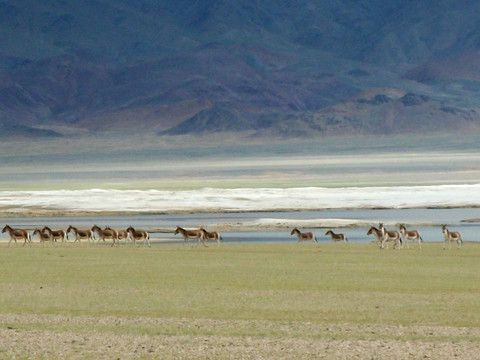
[2,0,480,138]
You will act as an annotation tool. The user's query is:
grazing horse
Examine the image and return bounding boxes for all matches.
[126,226,150,247]
[66,225,94,244]
[290,228,317,243]
[325,230,348,242]
[42,226,66,244]
[91,225,118,246]
[174,226,205,246]
[379,223,402,249]
[33,228,54,246]
[399,224,422,249]
[442,225,462,249]
[200,228,222,246]
[2,225,31,247]
[367,226,385,248]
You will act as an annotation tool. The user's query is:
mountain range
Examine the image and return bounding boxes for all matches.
[2,0,480,138]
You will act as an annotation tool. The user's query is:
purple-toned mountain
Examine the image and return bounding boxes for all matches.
[1,0,480,138]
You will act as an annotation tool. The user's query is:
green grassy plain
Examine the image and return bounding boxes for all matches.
[1,243,479,328]
[1,243,480,358]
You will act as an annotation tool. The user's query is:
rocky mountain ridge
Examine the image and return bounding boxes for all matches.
[1,0,480,138]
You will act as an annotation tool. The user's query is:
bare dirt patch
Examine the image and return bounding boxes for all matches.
[0,314,479,359]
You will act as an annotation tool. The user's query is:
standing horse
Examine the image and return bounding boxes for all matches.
[399,224,422,249]
[367,226,384,248]
[66,225,94,244]
[200,228,222,246]
[42,226,66,244]
[325,230,348,242]
[33,228,54,246]
[126,226,150,247]
[442,225,462,249]
[379,223,402,249]
[105,226,130,245]
[91,225,118,246]
[174,226,205,246]
[2,225,31,247]
[290,228,317,243]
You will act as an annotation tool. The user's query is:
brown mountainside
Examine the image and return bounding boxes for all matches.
[1,0,480,138]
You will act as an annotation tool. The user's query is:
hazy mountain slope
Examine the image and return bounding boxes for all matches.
[1,0,480,138]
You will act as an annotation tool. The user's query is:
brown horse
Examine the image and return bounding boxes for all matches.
[290,228,317,243]
[442,225,462,249]
[42,226,66,244]
[105,226,130,245]
[33,228,54,246]
[2,225,31,247]
[200,228,222,246]
[91,225,118,246]
[325,230,348,242]
[66,225,94,244]
[366,226,384,248]
[174,226,205,246]
[399,224,422,249]
[126,226,150,247]
[379,223,402,249]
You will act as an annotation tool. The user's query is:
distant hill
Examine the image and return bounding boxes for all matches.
[1,0,480,138]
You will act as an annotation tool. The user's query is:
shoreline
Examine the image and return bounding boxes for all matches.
[1,204,480,219]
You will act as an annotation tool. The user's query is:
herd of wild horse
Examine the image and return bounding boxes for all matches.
[2,223,462,249]
[0,224,221,247]
[1,225,150,247]
[291,223,462,250]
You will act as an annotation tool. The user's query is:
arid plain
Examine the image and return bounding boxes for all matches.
[1,133,480,359]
